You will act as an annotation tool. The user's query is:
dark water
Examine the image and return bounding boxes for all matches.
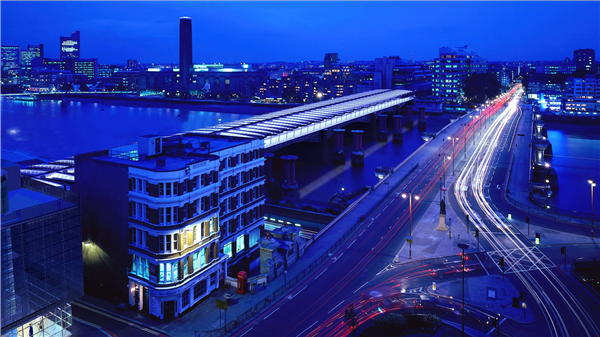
[1,98,255,159]
[2,97,455,203]
[546,124,600,215]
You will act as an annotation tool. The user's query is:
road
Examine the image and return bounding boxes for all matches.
[230,86,600,337]
[452,88,600,337]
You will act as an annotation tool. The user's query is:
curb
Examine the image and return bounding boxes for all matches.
[73,299,171,337]
[425,285,535,325]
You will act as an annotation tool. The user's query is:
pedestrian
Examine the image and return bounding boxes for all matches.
[29,324,33,337]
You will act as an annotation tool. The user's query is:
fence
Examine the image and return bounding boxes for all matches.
[195,163,421,337]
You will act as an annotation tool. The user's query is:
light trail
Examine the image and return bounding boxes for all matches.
[454,86,600,337]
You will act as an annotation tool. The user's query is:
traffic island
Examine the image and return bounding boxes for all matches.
[427,275,535,324]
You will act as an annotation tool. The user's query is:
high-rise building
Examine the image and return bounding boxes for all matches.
[74,133,265,320]
[1,161,83,337]
[573,48,595,72]
[1,46,20,72]
[373,56,432,96]
[127,59,139,70]
[179,17,193,94]
[60,31,81,59]
[564,74,599,114]
[324,53,339,70]
[432,45,488,107]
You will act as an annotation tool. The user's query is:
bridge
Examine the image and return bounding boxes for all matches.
[190,89,414,150]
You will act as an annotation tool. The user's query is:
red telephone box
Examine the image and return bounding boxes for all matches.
[237,271,247,294]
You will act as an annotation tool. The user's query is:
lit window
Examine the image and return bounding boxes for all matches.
[236,235,245,253]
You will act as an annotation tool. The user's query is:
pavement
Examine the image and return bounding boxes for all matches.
[72,106,505,336]
[504,103,595,227]
[427,275,534,324]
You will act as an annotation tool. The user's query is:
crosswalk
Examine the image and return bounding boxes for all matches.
[487,246,555,274]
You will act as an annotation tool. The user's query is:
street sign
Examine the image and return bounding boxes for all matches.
[216,299,228,310]
[406,236,413,243]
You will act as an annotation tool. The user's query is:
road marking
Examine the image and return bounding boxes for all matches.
[289,286,308,300]
[443,260,461,264]
[240,327,254,337]
[383,205,388,211]
[348,239,356,248]
[475,253,489,275]
[381,236,384,240]
[359,230,365,236]
[328,300,346,314]
[389,226,392,229]
[368,221,373,227]
[397,217,400,220]
[375,213,381,219]
[486,318,507,335]
[296,321,319,337]
[333,253,344,263]
[263,308,280,320]
[354,281,369,294]
[314,268,328,280]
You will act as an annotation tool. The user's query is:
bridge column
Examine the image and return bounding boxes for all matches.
[405,106,414,128]
[264,153,275,187]
[393,115,403,144]
[377,115,388,142]
[417,107,426,130]
[351,130,365,167]
[533,120,544,139]
[280,155,299,197]
[333,129,345,165]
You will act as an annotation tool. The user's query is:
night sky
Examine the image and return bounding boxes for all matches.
[2,1,599,64]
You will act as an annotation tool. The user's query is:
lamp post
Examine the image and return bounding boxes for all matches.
[448,136,458,176]
[402,191,419,259]
[458,243,470,337]
[439,154,451,199]
[589,178,596,239]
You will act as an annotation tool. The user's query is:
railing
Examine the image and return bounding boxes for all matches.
[505,193,598,225]
[195,163,421,337]
[1,178,79,225]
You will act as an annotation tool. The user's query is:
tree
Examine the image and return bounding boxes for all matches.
[373,313,407,336]
[463,72,501,105]
[344,304,358,334]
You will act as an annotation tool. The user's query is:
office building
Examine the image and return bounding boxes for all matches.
[1,46,20,72]
[41,58,97,79]
[60,31,80,59]
[127,59,139,70]
[1,161,83,337]
[74,133,265,320]
[373,56,432,96]
[179,17,193,94]
[564,74,599,115]
[574,48,595,72]
[432,45,488,109]
[324,53,339,70]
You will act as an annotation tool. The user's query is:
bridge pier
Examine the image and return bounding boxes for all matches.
[264,153,275,187]
[393,115,403,144]
[377,115,388,142]
[351,130,365,167]
[332,129,345,165]
[405,106,414,128]
[368,114,378,141]
[417,107,426,130]
[280,155,299,197]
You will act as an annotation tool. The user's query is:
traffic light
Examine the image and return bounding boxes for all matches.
[520,291,525,302]
[535,233,540,245]
[492,317,498,327]
[499,257,505,267]
[466,214,470,223]
[560,246,566,255]
[526,216,530,224]
[475,229,479,237]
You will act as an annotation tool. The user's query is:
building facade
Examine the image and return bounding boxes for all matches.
[432,46,488,105]
[564,74,599,114]
[573,48,595,72]
[179,17,193,94]
[60,31,80,59]
[74,133,265,320]
[1,167,83,337]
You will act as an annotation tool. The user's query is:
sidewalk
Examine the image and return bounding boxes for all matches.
[428,275,535,324]
[76,108,484,336]
[504,104,594,227]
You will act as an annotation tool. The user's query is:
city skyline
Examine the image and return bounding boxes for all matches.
[2,1,599,64]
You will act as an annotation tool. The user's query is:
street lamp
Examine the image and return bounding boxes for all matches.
[589,178,596,239]
[448,136,459,175]
[458,243,470,337]
[439,154,451,199]
[402,191,420,259]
